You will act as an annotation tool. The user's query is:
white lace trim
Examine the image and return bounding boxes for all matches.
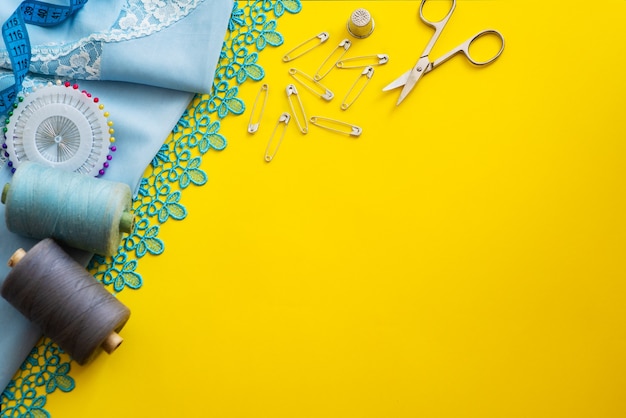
[0,0,205,80]
[0,150,7,169]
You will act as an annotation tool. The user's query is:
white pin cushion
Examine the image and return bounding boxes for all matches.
[3,80,116,177]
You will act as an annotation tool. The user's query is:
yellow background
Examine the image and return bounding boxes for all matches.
[48,1,626,417]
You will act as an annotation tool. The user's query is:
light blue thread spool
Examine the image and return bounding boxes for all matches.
[2,162,134,256]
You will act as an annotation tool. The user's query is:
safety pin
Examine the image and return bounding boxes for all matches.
[282,32,330,62]
[247,83,269,134]
[336,54,389,69]
[314,38,351,81]
[264,112,291,162]
[286,84,308,134]
[341,66,374,110]
[288,68,334,101]
[310,116,362,137]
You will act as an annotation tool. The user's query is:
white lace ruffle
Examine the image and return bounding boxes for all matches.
[0,150,7,170]
[0,0,204,80]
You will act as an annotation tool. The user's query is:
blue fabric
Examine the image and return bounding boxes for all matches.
[101,1,230,93]
[0,0,232,393]
[0,0,232,93]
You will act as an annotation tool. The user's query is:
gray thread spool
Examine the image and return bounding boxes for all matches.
[1,161,134,256]
[1,239,131,365]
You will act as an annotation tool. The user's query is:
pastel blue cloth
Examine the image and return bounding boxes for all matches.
[0,0,230,93]
[0,0,233,393]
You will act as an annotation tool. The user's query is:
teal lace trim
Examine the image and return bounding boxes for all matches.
[0,1,301,416]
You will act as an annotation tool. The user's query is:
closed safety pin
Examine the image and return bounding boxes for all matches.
[282,31,330,62]
[341,66,374,110]
[247,83,269,134]
[286,84,308,134]
[264,112,291,162]
[288,68,334,101]
[336,54,389,69]
[314,38,351,81]
[310,116,362,137]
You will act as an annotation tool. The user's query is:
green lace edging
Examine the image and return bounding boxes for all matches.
[0,1,301,416]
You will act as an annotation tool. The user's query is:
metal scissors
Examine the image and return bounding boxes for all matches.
[383,0,505,106]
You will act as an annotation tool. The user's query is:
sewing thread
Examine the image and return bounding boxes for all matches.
[1,238,131,365]
[2,162,134,256]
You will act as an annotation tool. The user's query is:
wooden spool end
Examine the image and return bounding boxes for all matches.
[8,248,26,267]
[101,332,124,354]
[119,211,135,234]
[1,183,9,204]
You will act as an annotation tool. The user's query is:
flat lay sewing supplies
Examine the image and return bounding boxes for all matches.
[2,1,621,416]
[247,8,389,163]
[2,238,131,365]
[0,0,235,409]
[2,1,623,416]
[383,0,505,106]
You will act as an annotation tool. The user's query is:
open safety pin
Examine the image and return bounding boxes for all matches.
[336,54,389,69]
[282,31,330,62]
[288,68,334,101]
[341,66,374,110]
[247,83,269,134]
[286,84,308,134]
[310,116,362,137]
[264,112,291,162]
[314,38,351,81]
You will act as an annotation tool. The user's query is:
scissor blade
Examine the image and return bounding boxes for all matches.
[382,70,411,91]
[397,69,423,105]
[395,57,432,106]
[383,63,436,92]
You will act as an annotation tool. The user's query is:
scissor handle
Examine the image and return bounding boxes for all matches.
[419,0,456,29]
[432,29,505,70]
[419,0,456,57]
[461,29,505,65]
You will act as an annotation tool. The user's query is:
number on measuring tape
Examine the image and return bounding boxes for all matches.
[0,1,87,114]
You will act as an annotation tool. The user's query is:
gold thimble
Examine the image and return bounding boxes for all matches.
[347,8,375,39]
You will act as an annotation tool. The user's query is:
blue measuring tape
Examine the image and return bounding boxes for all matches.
[0,0,87,114]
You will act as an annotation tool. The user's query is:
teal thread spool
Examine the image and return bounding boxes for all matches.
[2,239,130,365]
[2,162,134,256]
